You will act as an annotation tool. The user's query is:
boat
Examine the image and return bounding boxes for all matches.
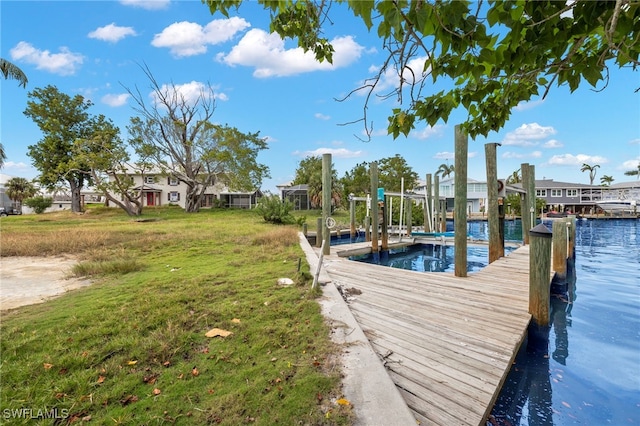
[595,199,638,213]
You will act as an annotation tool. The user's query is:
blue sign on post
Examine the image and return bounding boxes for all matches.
[377,187,384,201]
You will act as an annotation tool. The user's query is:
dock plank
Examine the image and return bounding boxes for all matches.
[322,243,532,426]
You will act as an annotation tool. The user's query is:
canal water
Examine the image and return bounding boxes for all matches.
[489,218,640,426]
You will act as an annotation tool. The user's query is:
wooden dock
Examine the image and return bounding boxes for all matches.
[321,243,532,426]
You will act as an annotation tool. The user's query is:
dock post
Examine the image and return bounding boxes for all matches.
[322,153,332,255]
[434,174,440,232]
[528,223,553,353]
[454,124,468,277]
[381,198,389,251]
[364,216,371,242]
[370,162,379,253]
[349,194,356,242]
[316,217,323,248]
[406,197,412,236]
[529,223,553,326]
[485,142,502,263]
[425,174,433,232]
[552,219,568,282]
[521,163,531,245]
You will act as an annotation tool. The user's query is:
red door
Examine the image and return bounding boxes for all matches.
[146,193,155,206]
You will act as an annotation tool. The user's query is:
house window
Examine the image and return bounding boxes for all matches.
[566,189,578,197]
[536,189,547,197]
[168,177,179,186]
[168,192,180,202]
[550,189,562,197]
[144,176,155,184]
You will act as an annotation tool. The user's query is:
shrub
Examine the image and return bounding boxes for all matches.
[24,196,53,214]
[255,194,296,224]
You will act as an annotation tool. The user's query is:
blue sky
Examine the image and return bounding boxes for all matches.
[2,0,639,193]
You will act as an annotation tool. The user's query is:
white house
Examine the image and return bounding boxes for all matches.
[106,169,262,210]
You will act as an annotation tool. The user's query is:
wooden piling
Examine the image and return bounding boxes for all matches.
[370,162,379,252]
[521,163,531,245]
[454,125,468,277]
[316,217,323,248]
[425,174,433,232]
[529,223,552,326]
[322,153,332,255]
[485,142,502,263]
[552,219,569,281]
[434,174,441,232]
[349,195,356,241]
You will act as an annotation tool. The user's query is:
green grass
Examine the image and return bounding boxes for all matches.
[0,207,352,425]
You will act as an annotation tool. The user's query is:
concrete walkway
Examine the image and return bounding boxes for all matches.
[299,234,417,426]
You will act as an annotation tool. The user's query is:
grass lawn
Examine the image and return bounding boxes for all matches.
[0,206,352,425]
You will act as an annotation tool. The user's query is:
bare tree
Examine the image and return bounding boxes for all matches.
[126,65,269,212]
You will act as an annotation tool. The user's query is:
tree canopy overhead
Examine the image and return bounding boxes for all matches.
[204,0,639,138]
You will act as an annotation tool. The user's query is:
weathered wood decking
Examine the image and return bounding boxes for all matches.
[321,243,532,426]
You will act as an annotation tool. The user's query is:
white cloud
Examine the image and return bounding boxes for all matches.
[434,152,454,160]
[547,153,608,166]
[150,81,226,106]
[371,56,430,94]
[411,124,444,140]
[621,158,640,169]
[101,93,130,107]
[514,99,545,111]
[629,138,640,145]
[10,41,83,76]
[543,139,563,148]
[502,123,557,147]
[119,0,170,10]
[315,113,330,120]
[88,23,137,43]
[294,147,363,159]
[152,17,250,57]
[218,30,364,77]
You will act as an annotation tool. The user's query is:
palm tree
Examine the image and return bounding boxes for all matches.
[624,163,640,180]
[436,163,455,179]
[0,143,6,169]
[580,163,600,185]
[5,177,38,213]
[600,175,614,186]
[506,168,522,184]
[0,58,28,88]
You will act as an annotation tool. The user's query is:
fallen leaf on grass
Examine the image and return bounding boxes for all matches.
[153,388,161,395]
[120,395,139,406]
[43,363,53,370]
[191,367,199,377]
[205,328,232,338]
[231,318,241,324]
[336,398,351,406]
[127,360,138,366]
[97,375,106,384]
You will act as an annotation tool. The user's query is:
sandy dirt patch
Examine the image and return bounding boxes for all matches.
[0,256,92,311]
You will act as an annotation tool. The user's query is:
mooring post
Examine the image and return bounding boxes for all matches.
[370,162,379,252]
[485,142,502,263]
[316,217,323,248]
[381,198,389,251]
[364,216,371,242]
[425,173,433,232]
[434,174,440,232]
[529,223,553,326]
[349,194,356,242]
[552,219,568,282]
[521,163,531,245]
[322,153,332,255]
[406,197,412,236]
[454,124,468,277]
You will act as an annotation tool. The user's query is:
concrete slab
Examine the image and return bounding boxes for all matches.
[299,234,417,426]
